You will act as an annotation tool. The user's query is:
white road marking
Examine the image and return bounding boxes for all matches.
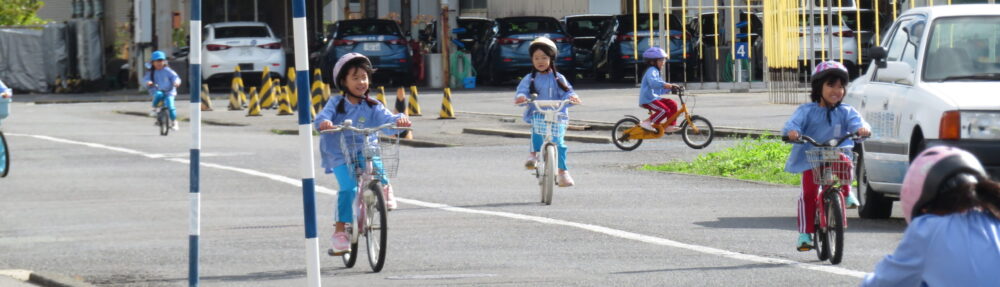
[11,133,868,278]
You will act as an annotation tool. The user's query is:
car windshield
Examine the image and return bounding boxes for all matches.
[617,15,684,33]
[215,26,270,38]
[499,18,564,35]
[566,18,605,37]
[923,16,1000,82]
[458,20,490,38]
[338,22,401,37]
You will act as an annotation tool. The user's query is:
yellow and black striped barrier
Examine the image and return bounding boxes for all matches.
[277,85,294,116]
[201,84,213,111]
[407,85,421,116]
[229,66,246,110]
[376,86,387,106]
[438,88,454,119]
[259,66,275,109]
[246,86,261,116]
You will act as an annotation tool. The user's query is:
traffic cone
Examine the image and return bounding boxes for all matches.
[376,86,387,106]
[322,83,332,102]
[277,86,294,116]
[438,87,455,119]
[311,70,326,115]
[246,86,261,116]
[287,85,298,110]
[201,84,214,111]
[395,87,406,114]
[259,66,275,109]
[229,66,246,110]
[407,85,422,116]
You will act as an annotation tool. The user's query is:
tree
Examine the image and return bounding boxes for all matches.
[0,0,47,26]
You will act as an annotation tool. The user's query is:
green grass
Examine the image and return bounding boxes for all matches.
[642,135,801,185]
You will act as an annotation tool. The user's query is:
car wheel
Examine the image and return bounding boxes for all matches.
[855,144,893,219]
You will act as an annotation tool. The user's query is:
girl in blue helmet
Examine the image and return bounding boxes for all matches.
[782,60,870,251]
[143,50,182,130]
[638,46,683,133]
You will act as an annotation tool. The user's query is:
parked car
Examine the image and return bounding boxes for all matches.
[843,4,1000,219]
[562,14,612,79]
[201,22,286,84]
[797,10,862,79]
[456,17,493,53]
[478,16,575,85]
[592,14,694,82]
[319,19,413,87]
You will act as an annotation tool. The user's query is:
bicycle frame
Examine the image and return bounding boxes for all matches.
[623,90,700,140]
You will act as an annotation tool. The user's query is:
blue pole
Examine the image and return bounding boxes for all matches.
[188,0,202,286]
[292,0,321,286]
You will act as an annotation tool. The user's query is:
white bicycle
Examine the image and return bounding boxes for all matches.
[521,97,574,205]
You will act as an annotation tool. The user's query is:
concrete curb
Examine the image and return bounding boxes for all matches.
[463,128,611,144]
[457,111,780,139]
[0,270,96,287]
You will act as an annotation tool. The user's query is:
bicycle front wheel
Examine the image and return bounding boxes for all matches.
[826,190,845,264]
[158,110,170,136]
[365,182,388,272]
[612,117,642,151]
[541,144,556,205]
[0,131,9,177]
[681,115,714,149]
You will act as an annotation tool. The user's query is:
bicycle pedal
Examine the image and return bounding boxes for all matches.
[796,245,813,252]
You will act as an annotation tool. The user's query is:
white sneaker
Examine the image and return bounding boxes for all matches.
[383,184,398,210]
[328,231,351,255]
[558,171,575,187]
[525,155,538,170]
[170,121,179,131]
[639,120,657,132]
[149,108,158,117]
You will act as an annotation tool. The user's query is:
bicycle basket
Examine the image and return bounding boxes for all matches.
[531,111,568,138]
[805,147,853,186]
[339,130,401,178]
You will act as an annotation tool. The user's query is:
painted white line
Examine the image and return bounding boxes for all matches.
[14,133,868,278]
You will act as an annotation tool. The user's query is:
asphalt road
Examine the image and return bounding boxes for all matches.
[0,85,909,286]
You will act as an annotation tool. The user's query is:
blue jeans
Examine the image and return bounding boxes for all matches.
[332,156,389,223]
[531,128,568,171]
[152,92,176,120]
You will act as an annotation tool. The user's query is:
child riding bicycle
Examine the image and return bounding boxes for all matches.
[514,37,582,187]
[638,46,683,133]
[143,51,181,131]
[316,53,411,255]
[0,78,11,121]
[782,60,870,251]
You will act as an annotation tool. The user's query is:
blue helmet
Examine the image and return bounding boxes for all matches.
[151,50,167,61]
[642,46,668,60]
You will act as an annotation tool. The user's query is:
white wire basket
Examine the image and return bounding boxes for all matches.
[531,111,568,138]
[805,147,853,186]
[339,130,401,179]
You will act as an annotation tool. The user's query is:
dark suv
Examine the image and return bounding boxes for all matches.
[319,19,413,87]
[592,14,694,82]
[478,16,575,85]
[562,14,612,79]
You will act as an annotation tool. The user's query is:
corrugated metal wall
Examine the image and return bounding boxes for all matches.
[486,0,589,19]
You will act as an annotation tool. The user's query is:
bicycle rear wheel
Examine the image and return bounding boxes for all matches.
[541,144,556,205]
[826,190,845,264]
[158,109,170,136]
[612,117,642,151]
[681,115,714,149]
[0,131,9,177]
[365,182,388,272]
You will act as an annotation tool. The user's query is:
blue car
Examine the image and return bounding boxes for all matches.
[320,19,413,87]
[478,16,575,85]
[592,14,695,82]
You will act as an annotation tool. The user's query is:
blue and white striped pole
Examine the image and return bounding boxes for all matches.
[188,0,202,286]
[292,0,322,286]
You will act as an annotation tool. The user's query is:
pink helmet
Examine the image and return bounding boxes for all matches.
[332,52,372,90]
[811,60,849,85]
[901,146,986,222]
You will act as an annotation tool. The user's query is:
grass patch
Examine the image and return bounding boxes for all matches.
[642,135,800,185]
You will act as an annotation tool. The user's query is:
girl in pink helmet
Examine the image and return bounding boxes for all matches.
[862,146,1000,286]
[637,46,683,133]
[316,53,411,255]
[783,60,871,251]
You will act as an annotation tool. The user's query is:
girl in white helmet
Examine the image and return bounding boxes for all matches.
[514,36,582,187]
[316,53,411,255]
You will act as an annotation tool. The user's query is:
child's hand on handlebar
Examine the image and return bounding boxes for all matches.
[787,130,801,142]
[146,81,154,87]
[395,116,412,128]
[569,95,582,105]
[318,120,337,131]
[856,127,871,137]
[514,96,527,105]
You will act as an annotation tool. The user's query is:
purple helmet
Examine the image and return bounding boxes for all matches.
[642,46,668,60]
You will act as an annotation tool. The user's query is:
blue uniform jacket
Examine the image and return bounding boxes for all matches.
[640,66,670,106]
[142,66,181,96]
[862,210,1000,287]
[514,71,577,123]
[315,95,402,172]
[782,103,869,173]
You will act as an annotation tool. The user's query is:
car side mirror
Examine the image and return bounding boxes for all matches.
[869,46,888,69]
[875,61,914,85]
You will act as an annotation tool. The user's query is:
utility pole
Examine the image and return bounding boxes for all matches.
[441,0,451,89]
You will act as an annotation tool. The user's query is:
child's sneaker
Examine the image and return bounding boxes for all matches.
[149,108,158,117]
[663,125,682,133]
[796,233,814,251]
[383,184,397,210]
[525,154,538,170]
[846,192,860,209]
[558,171,575,187]
[329,231,351,255]
[170,120,179,131]
[639,120,657,132]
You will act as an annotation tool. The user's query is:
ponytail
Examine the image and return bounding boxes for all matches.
[976,177,1000,219]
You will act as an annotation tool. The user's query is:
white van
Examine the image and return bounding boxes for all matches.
[843,4,1000,219]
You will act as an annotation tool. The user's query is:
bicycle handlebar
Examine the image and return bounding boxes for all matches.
[318,119,411,135]
[516,96,577,111]
[782,131,868,147]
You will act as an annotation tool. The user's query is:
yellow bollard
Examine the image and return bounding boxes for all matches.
[407,85,422,116]
[229,66,246,110]
[246,86,261,117]
[201,84,213,111]
[438,88,455,119]
[376,86,387,106]
[277,85,294,116]
[259,66,275,109]
[311,74,326,115]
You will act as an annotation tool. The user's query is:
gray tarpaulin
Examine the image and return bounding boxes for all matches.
[73,19,102,81]
[0,20,98,93]
[0,28,48,92]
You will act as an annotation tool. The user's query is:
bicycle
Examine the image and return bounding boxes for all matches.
[520,97,574,205]
[319,120,406,272]
[149,84,172,136]
[0,90,10,177]
[783,132,866,265]
[611,87,715,151]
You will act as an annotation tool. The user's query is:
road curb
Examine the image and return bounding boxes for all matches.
[463,128,611,144]
[0,269,96,287]
[458,111,780,139]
